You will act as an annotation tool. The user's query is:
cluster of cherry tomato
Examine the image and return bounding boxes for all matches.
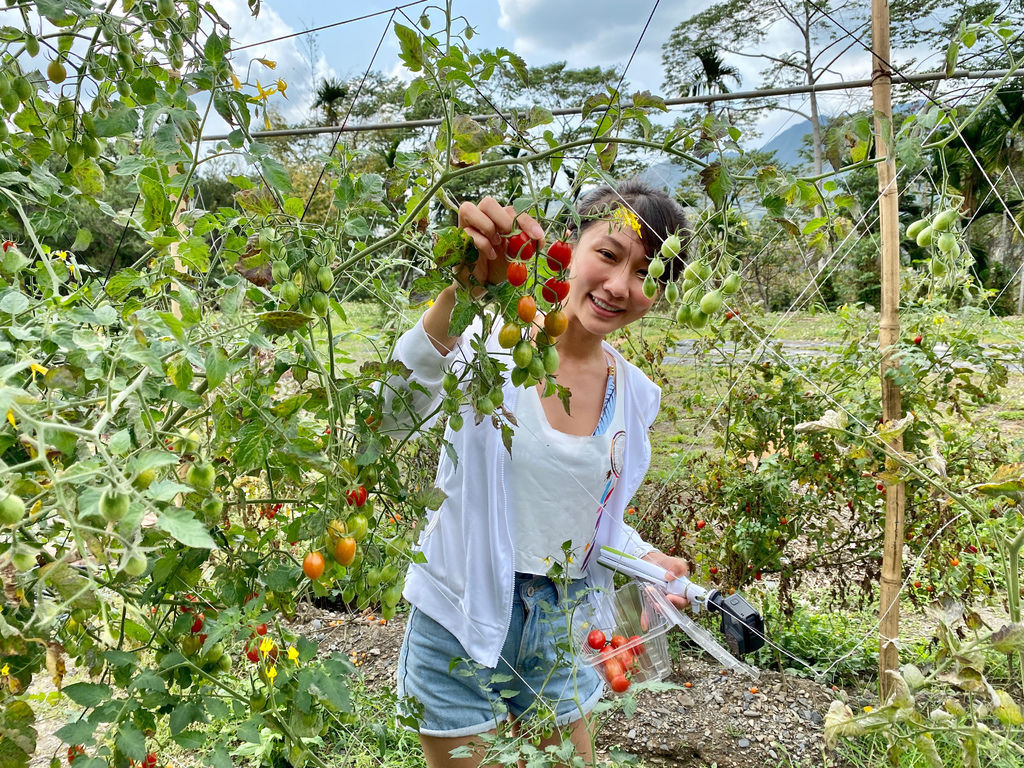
[498,232,572,387]
[585,628,646,693]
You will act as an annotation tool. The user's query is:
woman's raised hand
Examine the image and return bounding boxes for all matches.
[456,197,545,290]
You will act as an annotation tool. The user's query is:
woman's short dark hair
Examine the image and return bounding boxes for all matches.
[565,178,690,282]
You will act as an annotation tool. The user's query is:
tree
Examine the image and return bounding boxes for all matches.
[686,43,743,115]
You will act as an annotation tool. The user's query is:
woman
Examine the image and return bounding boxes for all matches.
[383,179,692,767]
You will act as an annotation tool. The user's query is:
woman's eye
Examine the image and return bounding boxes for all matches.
[599,249,615,260]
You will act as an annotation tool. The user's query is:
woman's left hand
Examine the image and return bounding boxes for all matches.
[642,550,691,609]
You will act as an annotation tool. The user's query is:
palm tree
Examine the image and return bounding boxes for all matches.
[687,43,742,113]
[311,78,349,126]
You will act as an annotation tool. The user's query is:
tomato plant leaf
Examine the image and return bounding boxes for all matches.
[115,722,146,760]
[699,162,732,209]
[394,23,424,72]
[54,719,96,746]
[63,681,112,708]
[156,507,218,549]
[204,346,228,389]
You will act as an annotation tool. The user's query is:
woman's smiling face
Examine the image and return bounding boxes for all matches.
[562,220,657,338]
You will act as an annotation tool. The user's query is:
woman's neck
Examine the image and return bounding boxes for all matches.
[551,316,606,366]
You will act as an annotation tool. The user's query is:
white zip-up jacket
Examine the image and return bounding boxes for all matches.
[382,315,658,667]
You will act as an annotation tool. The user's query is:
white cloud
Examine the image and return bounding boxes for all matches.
[219,0,336,124]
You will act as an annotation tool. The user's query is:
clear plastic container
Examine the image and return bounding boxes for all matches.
[577,580,673,693]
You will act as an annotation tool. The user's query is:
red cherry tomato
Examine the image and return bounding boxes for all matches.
[354,485,368,507]
[507,232,535,260]
[541,277,569,304]
[603,658,625,680]
[506,261,528,287]
[628,635,644,654]
[546,240,572,272]
[609,674,630,693]
[190,612,205,633]
[255,622,268,636]
[610,634,628,649]
[586,629,607,650]
[246,643,260,663]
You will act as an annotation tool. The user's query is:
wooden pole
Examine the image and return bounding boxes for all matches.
[871,0,906,699]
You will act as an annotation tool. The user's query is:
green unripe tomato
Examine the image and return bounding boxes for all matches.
[47,59,68,84]
[66,143,84,167]
[675,304,691,326]
[13,76,33,102]
[664,281,679,304]
[12,547,36,571]
[476,396,495,416]
[642,274,658,299]
[122,551,147,577]
[99,488,129,522]
[647,258,665,280]
[298,295,312,315]
[937,232,957,254]
[279,280,299,306]
[312,291,329,316]
[528,355,546,380]
[915,225,934,248]
[131,467,157,490]
[905,219,927,242]
[443,372,459,393]
[317,265,333,292]
[721,272,741,295]
[489,388,504,409]
[699,290,723,315]
[157,0,175,19]
[512,340,534,369]
[50,130,67,155]
[186,461,216,491]
[689,309,709,329]
[346,513,368,542]
[217,653,232,673]
[683,261,702,283]
[82,134,100,158]
[932,208,959,232]
[201,495,224,522]
[271,260,289,283]
[542,345,559,375]
[929,257,947,277]
[448,413,464,432]
[0,492,27,525]
[1,89,20,112]
[25,35,40,57]
[0,76,9,97]
[661,233,682,259]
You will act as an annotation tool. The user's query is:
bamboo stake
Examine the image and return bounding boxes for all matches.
[871,0,906,699]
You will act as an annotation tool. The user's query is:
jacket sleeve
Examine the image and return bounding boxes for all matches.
[378,314,479,435]
[613,521,657,560]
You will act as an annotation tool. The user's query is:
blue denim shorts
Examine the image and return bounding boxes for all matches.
[396,573,604,737]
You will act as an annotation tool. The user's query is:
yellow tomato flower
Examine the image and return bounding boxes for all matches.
[230,71,241,91]
[277,79,288,99]
[1,664,9,676]
[287,646,299,662]
[267,665,277,683]
[6,410,15,429]
[259,636,274,655]
[611,207,642,238]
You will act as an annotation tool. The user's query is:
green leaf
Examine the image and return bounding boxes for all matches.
[115,722,146,760]
[63,682,112,708]
[54,720,96,745]
[71,228,92,251]
[156,508,218,549]
[169,701,205,735]
[699,162,732,209]
[260,156,292,193]
[93,101,139,137]
[409,486,447,511]
[204,32,225,63]
[282,197,305,217]
[204,346,228,389]
[137,170,167,229]
[394,23,424,72]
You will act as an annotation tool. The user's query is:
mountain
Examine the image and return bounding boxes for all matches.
[634,119,814,193]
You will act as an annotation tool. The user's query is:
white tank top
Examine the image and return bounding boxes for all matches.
[508,367,627,579]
